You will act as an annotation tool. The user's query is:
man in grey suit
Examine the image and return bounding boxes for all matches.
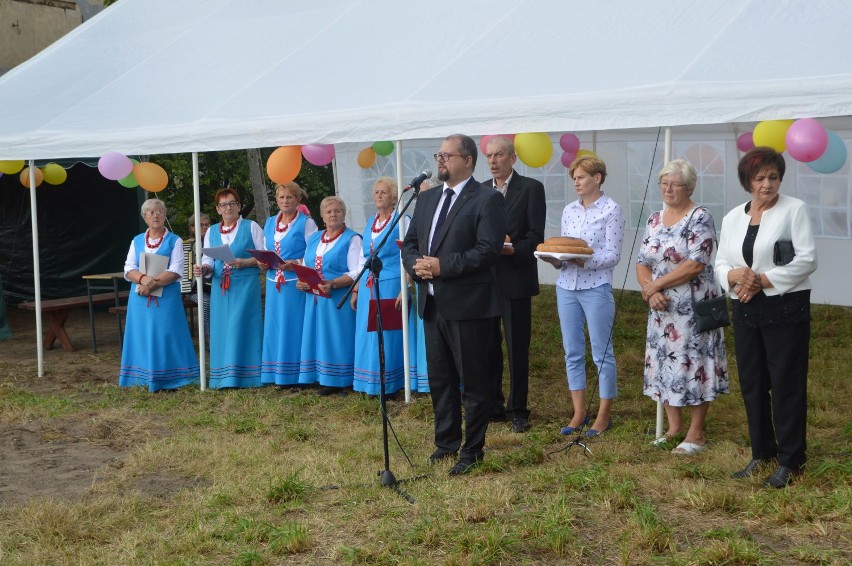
[402,134,507,475]
[483,136,546,433]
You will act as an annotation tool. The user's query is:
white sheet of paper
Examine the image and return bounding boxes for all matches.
[201,245,237,264]
[140,252,168,297]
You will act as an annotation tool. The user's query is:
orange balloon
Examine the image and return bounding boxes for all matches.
[267,146,302,184]
[19,167,44,188]
[133,162,169,192]
[357,147,377,169]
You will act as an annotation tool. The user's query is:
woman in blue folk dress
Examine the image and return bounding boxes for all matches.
[636,160,728,455]
[297,196,362,395]
[120,198,198,392]
[351,177,410,396]
[196,188,265,389]
[259,182,317,388]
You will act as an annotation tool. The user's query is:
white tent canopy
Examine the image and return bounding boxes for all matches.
[2,0,852,159]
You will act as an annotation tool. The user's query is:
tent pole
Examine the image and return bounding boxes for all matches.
[192,152,206,391]
[29,160,44,377]
[395,140,412,403]
[654,127,674,440]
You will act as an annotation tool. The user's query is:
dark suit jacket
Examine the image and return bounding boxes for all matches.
[402,177,507,320]
[483,170,546,299]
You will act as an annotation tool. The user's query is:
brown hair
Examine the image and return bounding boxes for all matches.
[737,147,786,192]
[569,155,607,185]
[214,187,241,205]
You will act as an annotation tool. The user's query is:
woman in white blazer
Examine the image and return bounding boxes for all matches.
[715,147,818,488]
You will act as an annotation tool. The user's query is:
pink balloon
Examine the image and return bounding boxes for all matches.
[98,152,133,180]
[736,132,755,152]
[559,133,580,154]
[785,118,829,162]
[479,134,516,155]
[560,151,577,168]
[301,144,336,166]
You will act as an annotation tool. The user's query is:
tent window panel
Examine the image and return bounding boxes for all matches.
[627,141,726,228]
[795,153,852,239]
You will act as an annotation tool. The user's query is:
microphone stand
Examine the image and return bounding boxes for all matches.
[337,183,426,503]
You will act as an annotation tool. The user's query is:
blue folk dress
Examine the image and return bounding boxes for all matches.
[119,232,199,391]
[298,228,358,387]
[409,285,430,393]
[352,212,407,395]
[209,219,263,389]
[261,212,309,385]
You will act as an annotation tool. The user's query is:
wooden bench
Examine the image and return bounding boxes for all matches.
[109,295,198,346]
[19,291,130,352]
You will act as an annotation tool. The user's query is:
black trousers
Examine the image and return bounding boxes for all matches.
[734,319,810,470]
[424,295,499,462]
[492,296,532,420]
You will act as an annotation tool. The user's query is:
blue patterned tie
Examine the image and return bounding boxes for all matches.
[430,188,454,255]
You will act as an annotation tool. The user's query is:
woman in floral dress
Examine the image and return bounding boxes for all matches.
[636,160,728,454]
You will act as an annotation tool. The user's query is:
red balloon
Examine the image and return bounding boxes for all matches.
[559,133,580,154]
[560,151,577,168]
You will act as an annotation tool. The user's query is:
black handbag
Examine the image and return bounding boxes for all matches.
[690,283,730,333]
[683,207,730,333]
[773,239,794,266]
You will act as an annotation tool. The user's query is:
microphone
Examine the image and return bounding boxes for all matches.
[403,170,432,192]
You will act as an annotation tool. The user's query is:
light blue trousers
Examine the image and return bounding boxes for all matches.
[556,284,617,399]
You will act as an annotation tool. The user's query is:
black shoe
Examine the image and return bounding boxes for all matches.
[764,465,802,488]
[511,417,531,433]
[731,458,774,479]
[317,386,339,396]
[428,450,457,465]
[448,458,482,476]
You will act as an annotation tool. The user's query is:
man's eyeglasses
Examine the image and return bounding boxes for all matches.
[217,201,240,209]
[658,181,687,190]
[433,152,466,162]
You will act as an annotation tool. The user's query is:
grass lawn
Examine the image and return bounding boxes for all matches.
[0,287,849,565]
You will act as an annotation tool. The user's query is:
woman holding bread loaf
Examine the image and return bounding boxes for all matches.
[540,155,625,437]
[636,159,728,455]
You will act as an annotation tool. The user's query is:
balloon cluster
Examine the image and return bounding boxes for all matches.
[478,132,594,169]
[0,159,68,187]
[741,119,846,174]
[266,144,337,183]
[355,141,394,169]
[98,152,168,191]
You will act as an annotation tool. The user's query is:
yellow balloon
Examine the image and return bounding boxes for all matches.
[753,120,795,153]
[0,160,25,174]
[19,167,44,187]
[42,163,68,185]
[514,132,553,168]
[576,149,597,158]
[357,147,377,169]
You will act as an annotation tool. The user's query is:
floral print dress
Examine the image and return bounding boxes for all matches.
[636,207,729,407]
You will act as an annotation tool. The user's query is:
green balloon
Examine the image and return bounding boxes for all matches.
[118,172,138,188]
[372,141,394,156]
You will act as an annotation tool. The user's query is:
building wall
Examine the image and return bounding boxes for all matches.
[0,0,104,76]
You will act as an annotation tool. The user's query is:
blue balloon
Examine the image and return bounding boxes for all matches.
[807,130,847,174]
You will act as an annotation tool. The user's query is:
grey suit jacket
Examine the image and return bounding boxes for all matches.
[402,177,507,320]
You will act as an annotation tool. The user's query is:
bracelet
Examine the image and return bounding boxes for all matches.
[331,280,336,290]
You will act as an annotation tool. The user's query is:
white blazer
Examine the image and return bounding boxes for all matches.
[715,194,818,298]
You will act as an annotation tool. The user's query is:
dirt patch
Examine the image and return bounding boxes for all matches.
[0,307,182,506]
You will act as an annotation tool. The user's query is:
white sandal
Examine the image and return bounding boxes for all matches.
[671,441,706,455]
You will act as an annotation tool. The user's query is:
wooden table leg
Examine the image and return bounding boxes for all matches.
[44,310,73,352]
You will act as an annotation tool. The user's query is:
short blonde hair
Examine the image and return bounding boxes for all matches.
[275,182,303,202]
[320,195,347,217]
[568,155,607,185]
[658,160,697,193]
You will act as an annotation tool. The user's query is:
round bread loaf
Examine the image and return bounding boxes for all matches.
[537,244,594,254]
[536,236,591,254]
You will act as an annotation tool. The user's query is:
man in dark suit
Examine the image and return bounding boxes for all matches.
[483,137,546,433]
[402,134,507,475]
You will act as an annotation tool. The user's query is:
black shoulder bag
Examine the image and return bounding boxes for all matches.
[684,208,730,333]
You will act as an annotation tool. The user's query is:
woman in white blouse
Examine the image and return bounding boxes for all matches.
[541,155,626,437]
[716,147,818,488]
